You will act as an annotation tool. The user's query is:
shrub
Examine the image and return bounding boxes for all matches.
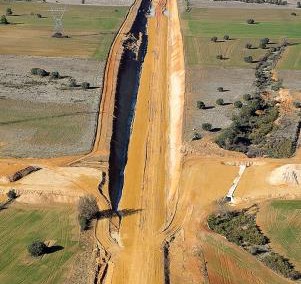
[291,12,297,16]
[78,195,99,220]
[81,82,90,90]
[202,123,212,131]
[234,101,243,108]
[50,71,60,79]
[243,93,252,101]
[217,87,224,92]
[6,189,17,199]
[36,13,42,18]
[216,54,223,60]
[211,36,218,42]
[196,101,205,109]
[68,78,77,88]
[216,98,224,105]
[27,241,47,257]
[6,8,12,16]
[244,56,253,63]
[297,1,301,7]
[262,252,294,278]
[245,43,252,49]
[223,34,230,40]
[259,42,266,49]
[0,15,9,24]
[247,18,255,24]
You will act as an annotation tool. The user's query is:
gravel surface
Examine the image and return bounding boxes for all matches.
[0,55,105,158]
[184,67,255,141]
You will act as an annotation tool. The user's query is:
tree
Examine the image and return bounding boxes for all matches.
[216,98,224,105]
[37,68,49,77]
[0,15,9,24]
[197,101,206,109]
[224,35,230,40]
[36,13,42,18]
[234,101,243,108]
[260,38,270,45]
[6,8,12,16]
[50,71,60,79]
[259,42,266,49]
[68,78,77,88]
[78,195,99,220]
[202,123,212,131]
[217,87,224,92]
[78,215,89,231]
[244,56,253,63]
[247,18,255,24]
[211,36,218,42]
[298,1,301,8]
[27,241,47,257]
[291,12,297,16]
[81,82,90,90]
[245,43,252,49]
[6,189,17,200]
[192,132,201,141]
[216,54,224,60]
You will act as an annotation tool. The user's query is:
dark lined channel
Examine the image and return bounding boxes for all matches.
[108,0,150,211]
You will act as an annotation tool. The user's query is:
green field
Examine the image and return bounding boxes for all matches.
[181,8,301,69]
[0,204,81,284]
[0,1,128,59]
[258,200,301,271]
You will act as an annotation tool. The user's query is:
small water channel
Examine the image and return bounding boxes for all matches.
[108,0,150,211]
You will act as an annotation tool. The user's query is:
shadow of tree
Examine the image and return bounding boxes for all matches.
[96,208,142,220]
[46,245,64,254]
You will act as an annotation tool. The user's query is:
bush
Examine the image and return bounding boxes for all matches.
[223,34,230,40]
[262,252,294,278]
[36,13,42,18]
[50,71,60,79]
[78,195,99,220]
[291,12,297,16]
[216,98,224,105]
[6,189,17,199]
[197,101,205,109]
[245,43,252,49]
[27,241,47,257]
[202,123,212,131]
[234,101,243,108]
[0,15,9,24]
[211,36,218,42]
[6,8,12,16]
[217,87,224,92]
[244,56,253,63]
[247,18,255,24]
[81,82,90,90]
[216,54,223,60]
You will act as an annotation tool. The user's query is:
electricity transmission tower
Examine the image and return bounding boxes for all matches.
[48,4,67,35]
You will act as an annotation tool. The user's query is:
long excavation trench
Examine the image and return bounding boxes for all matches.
[108,0,150,211]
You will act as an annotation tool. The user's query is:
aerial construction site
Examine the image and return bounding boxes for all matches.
[0,0,301,283]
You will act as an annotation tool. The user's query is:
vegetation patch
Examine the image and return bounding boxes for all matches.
[208,205,301,280]
[0,204,81,284]
[216,42,300,158]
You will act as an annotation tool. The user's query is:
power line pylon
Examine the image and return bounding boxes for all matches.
[48,3,67,36]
